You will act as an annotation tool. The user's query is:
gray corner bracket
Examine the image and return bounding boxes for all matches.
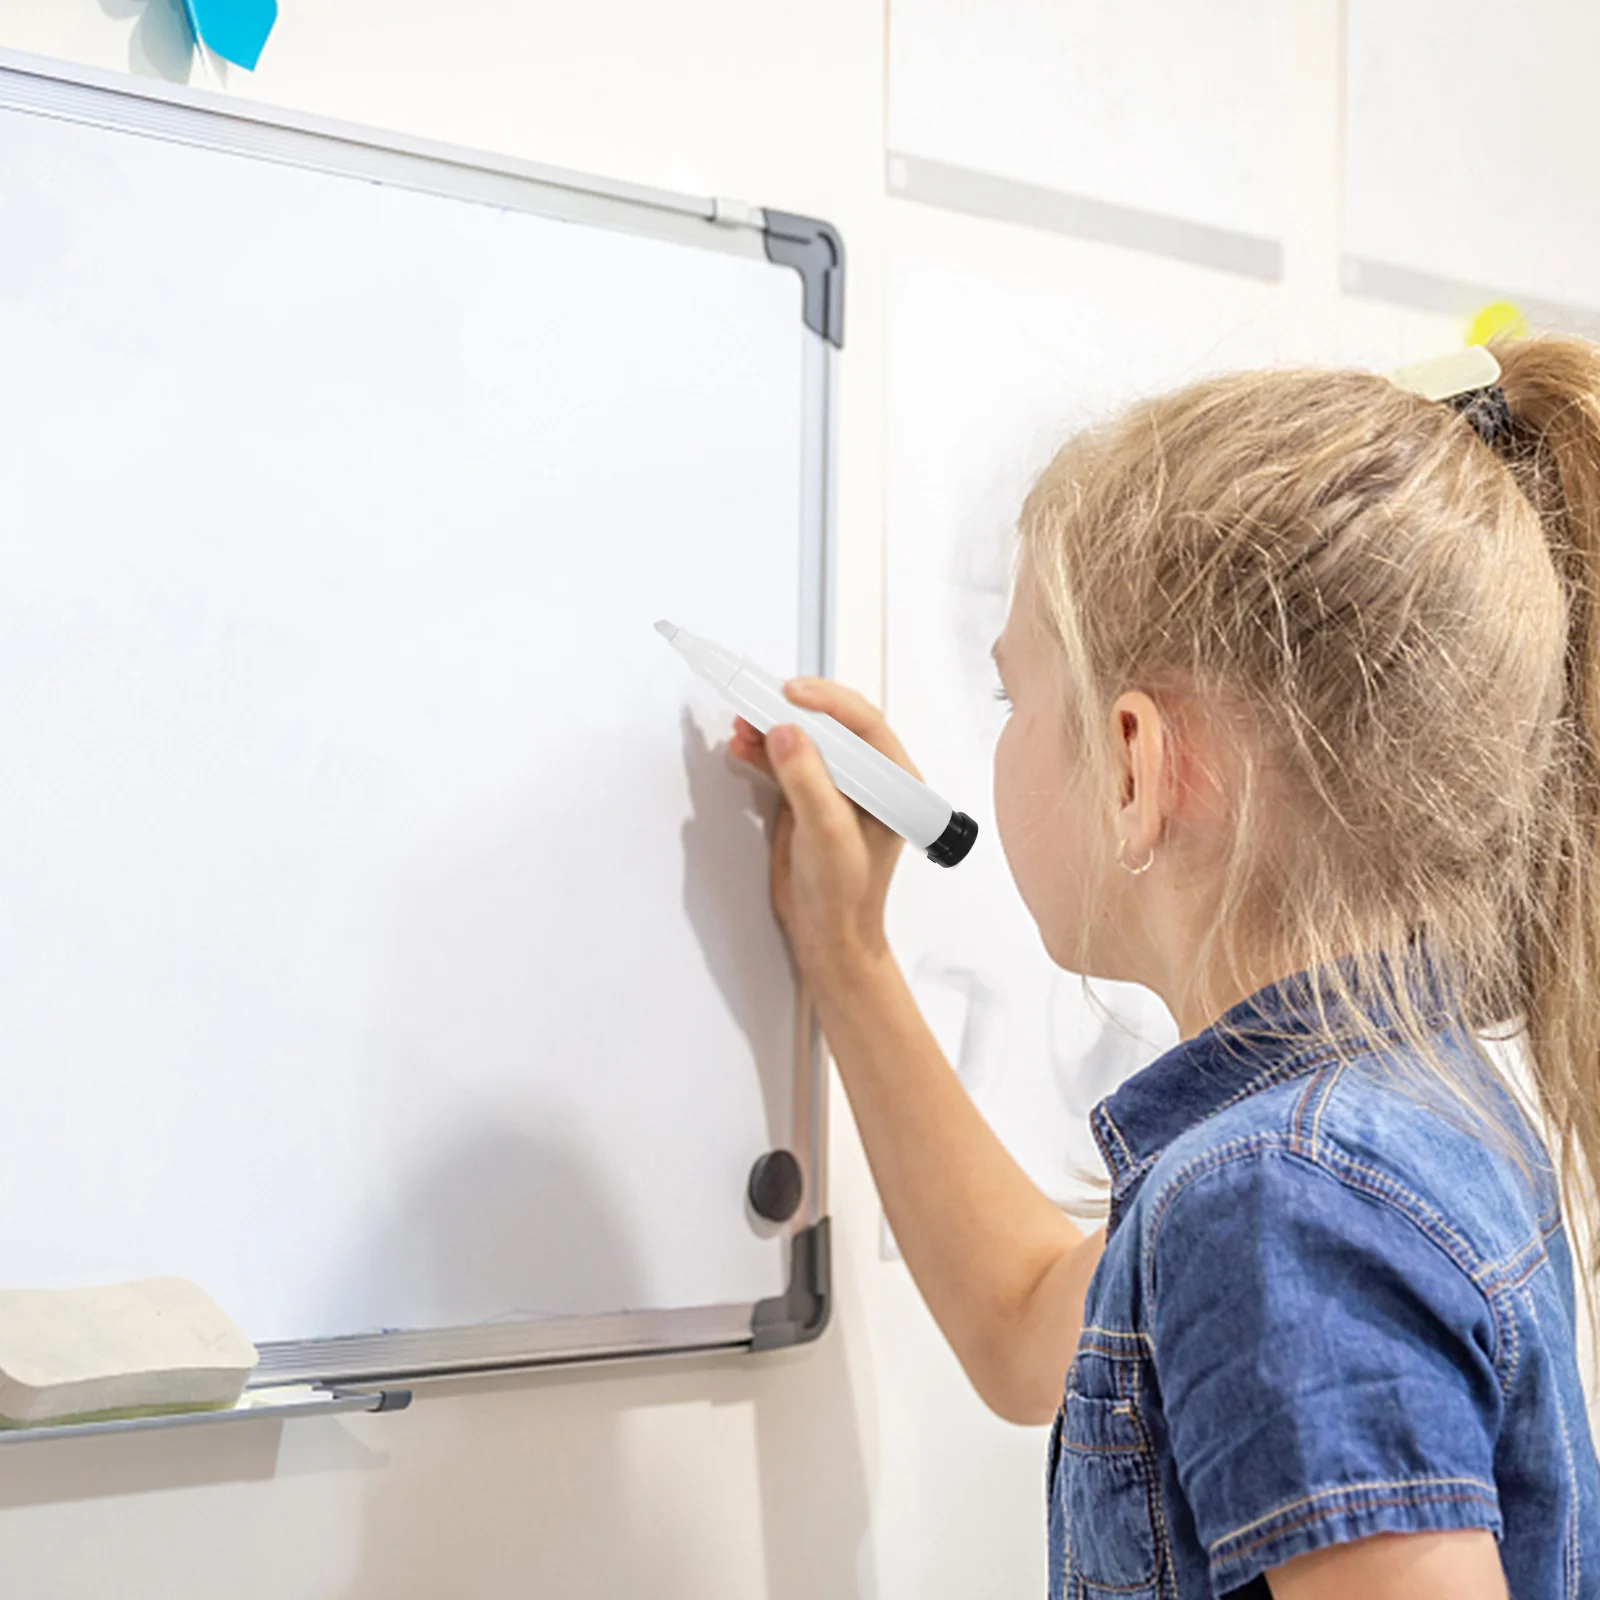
[749,1217,832,1350]
[763,212,845,348]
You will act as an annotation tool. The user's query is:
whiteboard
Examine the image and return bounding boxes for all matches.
[885,249,1460,1208]
[1345,0,1600,321]
[0,54,838,1382]
[887,0,1285,276]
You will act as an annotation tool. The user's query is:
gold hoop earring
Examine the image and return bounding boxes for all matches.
[1116,835,1155,876]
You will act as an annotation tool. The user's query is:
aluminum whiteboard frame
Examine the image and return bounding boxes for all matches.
[0,48,836,1387]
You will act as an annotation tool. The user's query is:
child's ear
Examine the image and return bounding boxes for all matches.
[1114,704,1137,766]
[1109,690,1172,838]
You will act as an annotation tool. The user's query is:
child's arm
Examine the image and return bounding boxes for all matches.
[810,952,1100,1422]
[731,680,1097,1424]
[1269,1528,1507,1598]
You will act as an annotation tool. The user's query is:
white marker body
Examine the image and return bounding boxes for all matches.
[658,622,956,852]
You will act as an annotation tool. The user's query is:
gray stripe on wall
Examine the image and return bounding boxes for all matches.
[887,151,1283,282]
[1342,256,1600,340]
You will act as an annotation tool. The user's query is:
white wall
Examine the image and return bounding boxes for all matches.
[0,5,1563,1599]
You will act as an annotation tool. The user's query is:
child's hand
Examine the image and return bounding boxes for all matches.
[728,678,918,997]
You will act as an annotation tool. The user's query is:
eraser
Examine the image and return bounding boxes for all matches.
[0,1277,258,1427]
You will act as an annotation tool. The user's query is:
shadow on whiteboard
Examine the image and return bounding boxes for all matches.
[339,1126,642,1331]
[678,707,797,1160]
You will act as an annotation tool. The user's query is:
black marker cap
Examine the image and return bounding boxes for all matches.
[925,811,978,868]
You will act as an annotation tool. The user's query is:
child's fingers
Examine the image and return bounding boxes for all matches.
[766,723,858,843]
[728,718,776,781]
[731,745,777,783]
[781,678,922,780]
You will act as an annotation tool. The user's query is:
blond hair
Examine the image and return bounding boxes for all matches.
[1019,337,1600,1287]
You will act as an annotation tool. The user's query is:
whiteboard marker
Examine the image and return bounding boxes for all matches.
[656,620,978,867]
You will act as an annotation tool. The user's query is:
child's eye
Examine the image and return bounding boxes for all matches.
[993,686,1011,707]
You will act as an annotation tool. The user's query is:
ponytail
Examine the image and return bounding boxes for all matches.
[1496,337,1600,1283]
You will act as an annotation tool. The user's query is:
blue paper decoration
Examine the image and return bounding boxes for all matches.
[181,0,278,71]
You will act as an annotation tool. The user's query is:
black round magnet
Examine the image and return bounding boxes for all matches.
[747,1149,804,1223]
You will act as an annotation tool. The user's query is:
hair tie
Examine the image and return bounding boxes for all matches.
[1446,383,1513,448]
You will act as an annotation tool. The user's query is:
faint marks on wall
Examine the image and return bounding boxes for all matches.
[882,956,1010,1260]
[881,959,1175,1259]
[942,430,1078,741]
[949,506,1016,740]
[914,955,1008,1100]
[1048,970,1176,1118]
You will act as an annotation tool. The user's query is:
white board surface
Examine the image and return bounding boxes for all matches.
[885,249,1460,1204]
[0,94,812,1350]
[1346,0,1600,314]
[888,0,1285,250]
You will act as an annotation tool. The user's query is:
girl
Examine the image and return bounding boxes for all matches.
[731,337,1600,1597]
